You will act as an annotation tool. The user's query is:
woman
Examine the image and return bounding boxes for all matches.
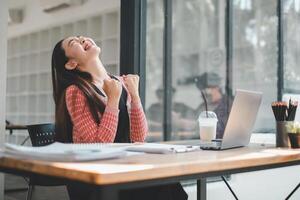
[51,36,188,200]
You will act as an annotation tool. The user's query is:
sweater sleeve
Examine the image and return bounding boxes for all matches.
[129,101,148,142]
[65,85,119,143]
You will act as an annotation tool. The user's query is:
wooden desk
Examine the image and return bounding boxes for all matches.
[1,142,300,200]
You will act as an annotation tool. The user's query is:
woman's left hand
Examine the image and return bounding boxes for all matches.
[123,74,140,103]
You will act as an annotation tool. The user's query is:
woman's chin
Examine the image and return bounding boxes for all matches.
[96,46,101,54]
[87,48,100,57]
[91,46,101,55]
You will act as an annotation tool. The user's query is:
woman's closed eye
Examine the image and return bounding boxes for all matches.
[68,38,80,47]
[72,41,80,47]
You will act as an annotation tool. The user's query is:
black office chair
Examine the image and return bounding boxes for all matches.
[26,123,65,200]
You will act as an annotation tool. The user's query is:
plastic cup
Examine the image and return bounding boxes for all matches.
[198,112,218,141]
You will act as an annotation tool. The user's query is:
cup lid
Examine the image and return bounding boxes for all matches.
[198,118,218,124]
[198,111,218,121]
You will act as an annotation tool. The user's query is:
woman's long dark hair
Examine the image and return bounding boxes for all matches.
[51,39,105,143]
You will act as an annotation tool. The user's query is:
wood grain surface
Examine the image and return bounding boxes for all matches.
[0,142,299,185]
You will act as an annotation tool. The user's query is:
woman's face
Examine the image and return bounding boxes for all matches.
[62,36,100,68]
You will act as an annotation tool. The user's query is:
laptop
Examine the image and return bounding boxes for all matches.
[200,89,262,150]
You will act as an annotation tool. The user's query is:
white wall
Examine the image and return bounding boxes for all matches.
[6,0,121,126]
[8,0,119,38]
[0,0,8,199]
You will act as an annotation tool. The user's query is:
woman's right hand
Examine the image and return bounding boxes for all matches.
[103,79,122,109]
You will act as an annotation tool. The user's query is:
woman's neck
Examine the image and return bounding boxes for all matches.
[84,58,110,87]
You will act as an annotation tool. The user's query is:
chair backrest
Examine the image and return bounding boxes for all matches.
[26,123,65,186]
[27,123,55,147]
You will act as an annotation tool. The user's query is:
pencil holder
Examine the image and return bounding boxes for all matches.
[276,121,290,147]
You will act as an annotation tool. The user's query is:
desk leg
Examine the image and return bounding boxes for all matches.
[197,178,206,200]
[286,182,300,200]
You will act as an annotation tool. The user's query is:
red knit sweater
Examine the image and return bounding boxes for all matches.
[65,80,148,143]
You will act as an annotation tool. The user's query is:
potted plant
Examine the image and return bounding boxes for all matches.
[286,122,300,148]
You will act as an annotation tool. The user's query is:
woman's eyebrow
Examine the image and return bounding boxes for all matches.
[68,39,75,47]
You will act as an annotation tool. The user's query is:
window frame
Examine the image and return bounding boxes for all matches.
[120,0,286,141]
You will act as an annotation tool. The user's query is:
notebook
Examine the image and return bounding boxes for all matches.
[4,142,129,162]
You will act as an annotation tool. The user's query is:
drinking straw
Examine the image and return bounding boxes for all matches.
[200,90,208,118]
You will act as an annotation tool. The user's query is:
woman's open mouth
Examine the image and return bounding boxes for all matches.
[84,44,92,51]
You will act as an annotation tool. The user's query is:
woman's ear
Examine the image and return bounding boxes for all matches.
[65,60,78,70]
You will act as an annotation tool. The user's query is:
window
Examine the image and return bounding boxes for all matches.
[145,0,164,141]
[232,0,278,132]
[144,0,280,141]
[283,0,300,92]
[171,0,226,139]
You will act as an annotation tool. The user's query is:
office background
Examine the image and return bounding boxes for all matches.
[3,0,300,199]
[6,0,300,143]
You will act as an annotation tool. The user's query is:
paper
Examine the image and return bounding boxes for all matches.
[2,142,201,162]
[4,142,128,162]
[125,143,201,154]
